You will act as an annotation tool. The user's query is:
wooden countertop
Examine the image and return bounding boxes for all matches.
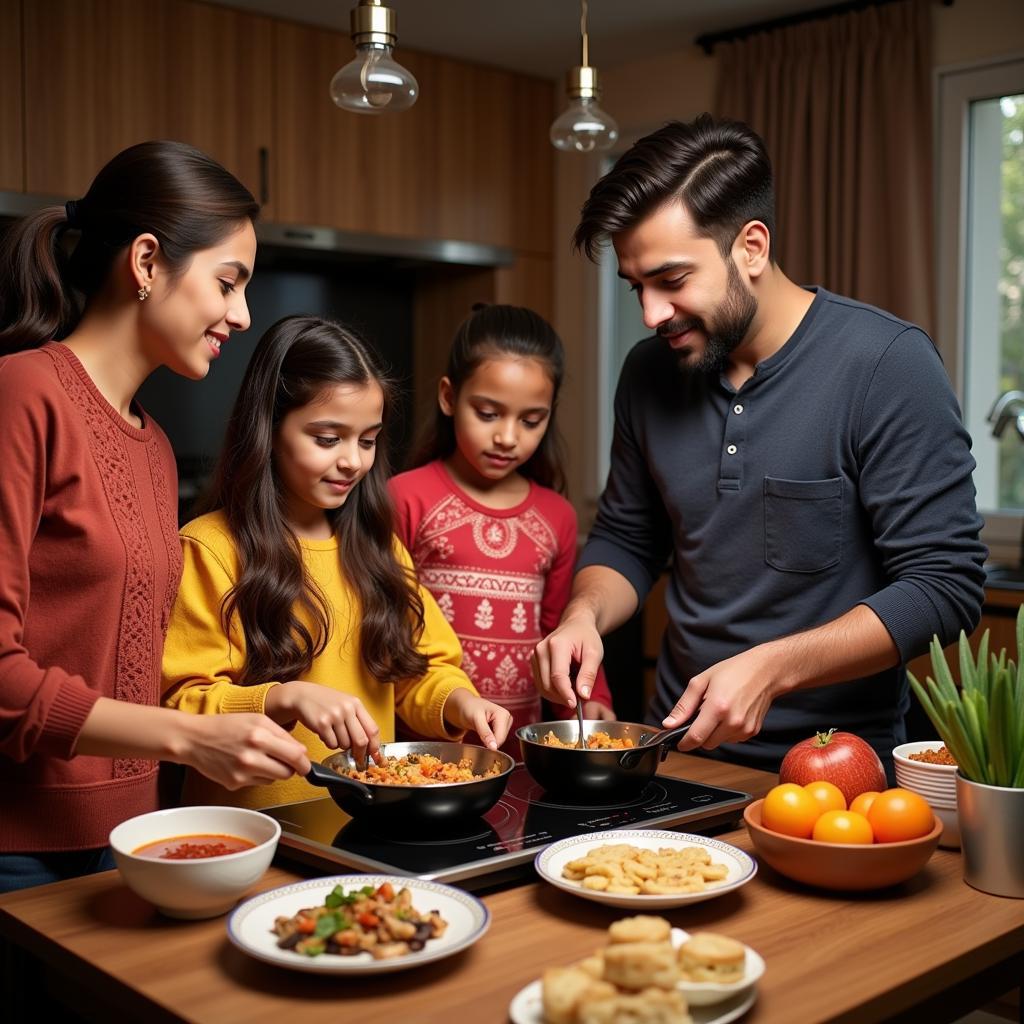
[1,755,1021,1024]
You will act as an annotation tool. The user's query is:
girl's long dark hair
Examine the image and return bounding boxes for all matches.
[205,314,428,687]
[412,303,567,493]
[0,140,259,353]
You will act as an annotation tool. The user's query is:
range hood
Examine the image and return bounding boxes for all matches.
[0,190,516,270]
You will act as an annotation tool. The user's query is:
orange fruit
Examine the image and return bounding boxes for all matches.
[849,791,880,817]
[866,788,935,843]
[763,783,821,838]
[812,809,874,844]
[803,780,847,815]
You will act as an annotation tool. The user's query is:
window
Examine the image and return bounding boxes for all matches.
[937,57,1024,563]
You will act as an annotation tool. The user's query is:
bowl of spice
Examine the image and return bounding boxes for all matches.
[109,806,280,918]
[892,741,959,849]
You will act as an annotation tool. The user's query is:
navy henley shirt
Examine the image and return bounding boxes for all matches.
[579,287,987,771]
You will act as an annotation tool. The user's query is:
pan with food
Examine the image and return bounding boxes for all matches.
[516,720,691,801]
[306,741,515,828]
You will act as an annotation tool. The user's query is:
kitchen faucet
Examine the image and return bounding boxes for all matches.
[984,389,1024,578]
[987,389,1024,440]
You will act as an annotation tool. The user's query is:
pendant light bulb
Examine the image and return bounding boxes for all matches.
[330,0,418,115]
[551,0,618,153]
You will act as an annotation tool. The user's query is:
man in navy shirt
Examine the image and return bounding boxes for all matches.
[533,114,986,772]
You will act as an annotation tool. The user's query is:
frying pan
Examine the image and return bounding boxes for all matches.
[516,719,692,801]
[305,740,515,828]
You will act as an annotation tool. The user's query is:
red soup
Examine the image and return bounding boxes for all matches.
[132,834,257,860]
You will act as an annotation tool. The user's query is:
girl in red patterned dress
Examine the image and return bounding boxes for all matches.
[389,304,615,758]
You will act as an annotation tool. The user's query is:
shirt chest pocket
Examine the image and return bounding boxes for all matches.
[763,477,843,573]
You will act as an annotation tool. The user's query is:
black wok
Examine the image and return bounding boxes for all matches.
[306,741,515,828]
[517,719,691,801]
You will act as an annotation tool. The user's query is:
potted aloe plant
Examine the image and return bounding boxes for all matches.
[907,605,1024,898]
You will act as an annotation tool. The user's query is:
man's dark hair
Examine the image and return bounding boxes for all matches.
[573,113,776,263]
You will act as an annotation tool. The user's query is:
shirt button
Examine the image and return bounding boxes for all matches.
[734,404,744,414]
[726,444,738,455]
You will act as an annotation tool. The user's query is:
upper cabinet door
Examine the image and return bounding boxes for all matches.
[274,19,554,252]
[0,0,24,192]
[23,0,273,212]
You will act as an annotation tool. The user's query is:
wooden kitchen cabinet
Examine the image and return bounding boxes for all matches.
[15,0,555,256]
[0,0,23,191]
[273,18,554,252]
[22,0,274,212]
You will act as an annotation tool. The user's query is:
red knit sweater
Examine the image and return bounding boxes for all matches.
[389,461,613,756]
[0,344,182,850]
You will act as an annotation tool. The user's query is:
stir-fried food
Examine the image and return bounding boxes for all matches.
[341,752,503,785]
[541,730,636,750]
[273,881,448,959]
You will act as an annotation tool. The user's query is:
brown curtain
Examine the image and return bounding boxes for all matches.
[714,0,935,335]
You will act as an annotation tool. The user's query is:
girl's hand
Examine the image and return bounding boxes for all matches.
[583,700,617,722]
[265,682,383,766]
[443,689,513,751]
[175,713,311,790]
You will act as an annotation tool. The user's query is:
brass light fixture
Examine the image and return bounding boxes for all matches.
[550,0,619,153]
[330,0,418,114]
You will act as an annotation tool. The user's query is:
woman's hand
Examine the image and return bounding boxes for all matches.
[173,713,312,790]
[443,689,513,751]
[265,682,383,766]
[75,699,310,789]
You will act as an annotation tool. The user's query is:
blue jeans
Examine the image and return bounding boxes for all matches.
[0,847,117,894]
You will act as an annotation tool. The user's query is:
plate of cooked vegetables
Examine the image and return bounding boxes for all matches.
[535,829,757,909]
[227,875,489,974]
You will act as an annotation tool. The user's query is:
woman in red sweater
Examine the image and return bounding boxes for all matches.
[0,141,310,892]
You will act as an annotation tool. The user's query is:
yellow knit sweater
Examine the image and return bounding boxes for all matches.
[161,510,477,809]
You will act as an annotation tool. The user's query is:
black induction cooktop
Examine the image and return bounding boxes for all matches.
[263,767,752,891]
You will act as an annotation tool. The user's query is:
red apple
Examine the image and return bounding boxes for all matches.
[779,729,886,804]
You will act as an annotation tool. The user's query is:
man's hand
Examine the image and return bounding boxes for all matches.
[663,645,786,750]
[663,606,900,751]
[531,612,605,709]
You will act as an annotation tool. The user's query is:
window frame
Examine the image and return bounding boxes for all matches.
[936,53,1024,564]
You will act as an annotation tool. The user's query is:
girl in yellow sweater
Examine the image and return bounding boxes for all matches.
[162,315,512,808]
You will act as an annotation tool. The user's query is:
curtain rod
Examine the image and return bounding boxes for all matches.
[694,0,955,55]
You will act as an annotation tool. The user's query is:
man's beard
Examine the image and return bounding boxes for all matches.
[658,260,758,375]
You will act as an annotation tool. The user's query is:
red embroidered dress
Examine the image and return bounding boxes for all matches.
[390,461,612,755]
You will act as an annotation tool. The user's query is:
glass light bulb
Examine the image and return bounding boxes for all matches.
[550,96,619,153]
[330,42,418,114]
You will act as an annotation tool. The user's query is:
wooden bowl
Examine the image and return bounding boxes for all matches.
[743,799,942,891]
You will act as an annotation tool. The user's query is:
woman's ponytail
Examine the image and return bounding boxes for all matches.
[0,140,259,356]
[0,206,80,354]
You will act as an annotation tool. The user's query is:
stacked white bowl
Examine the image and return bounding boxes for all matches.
[892,741,960,849]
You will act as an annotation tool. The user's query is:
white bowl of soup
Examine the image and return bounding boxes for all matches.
[109,806,280,919]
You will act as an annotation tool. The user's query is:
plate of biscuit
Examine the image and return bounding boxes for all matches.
[535,829,757,909]
[508,915,764,1024]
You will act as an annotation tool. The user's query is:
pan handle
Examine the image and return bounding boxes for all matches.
[306,761,376,804]
[618,722,693,769]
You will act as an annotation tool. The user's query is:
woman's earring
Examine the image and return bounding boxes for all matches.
[137,285,151,302]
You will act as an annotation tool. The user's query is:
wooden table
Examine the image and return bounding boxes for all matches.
[1,755,1021,1024]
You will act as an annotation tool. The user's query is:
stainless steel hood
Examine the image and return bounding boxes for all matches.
[0,190,516,269]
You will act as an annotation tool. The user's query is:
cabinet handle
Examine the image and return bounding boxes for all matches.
[258,147,270,206]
